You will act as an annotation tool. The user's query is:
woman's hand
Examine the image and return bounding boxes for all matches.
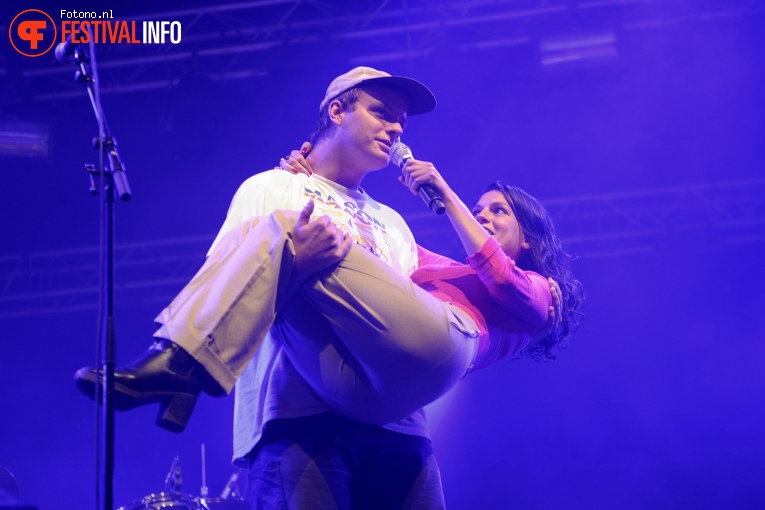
[279,142,313,176]
[397,159,453,201]
[397,157,491,257]
[531,278,563,343]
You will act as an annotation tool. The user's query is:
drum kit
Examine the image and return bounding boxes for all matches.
[4,457,248,510]
[3,445,247,509]
[118,493,248,510]
[117,447,249,510]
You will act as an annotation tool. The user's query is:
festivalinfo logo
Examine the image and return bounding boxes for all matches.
[9,8,183,57]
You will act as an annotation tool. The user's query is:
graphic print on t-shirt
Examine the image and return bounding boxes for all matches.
[304,185,393,265]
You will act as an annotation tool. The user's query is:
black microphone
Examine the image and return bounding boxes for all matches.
[390,141,445,215]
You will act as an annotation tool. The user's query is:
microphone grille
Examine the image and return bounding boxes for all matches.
[390,142,413,168]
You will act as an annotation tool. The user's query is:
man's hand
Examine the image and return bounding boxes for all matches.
[291,200,352,280]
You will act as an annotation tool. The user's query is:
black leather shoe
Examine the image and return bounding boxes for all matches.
[74,339,222,433]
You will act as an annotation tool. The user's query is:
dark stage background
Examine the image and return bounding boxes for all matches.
[1,1,764,509]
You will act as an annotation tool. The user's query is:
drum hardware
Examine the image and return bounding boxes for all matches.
[219,471,242,500]
[117,491,197,510]
[117,447,248,510]
[165,455,183,494]
[200,444,208,500]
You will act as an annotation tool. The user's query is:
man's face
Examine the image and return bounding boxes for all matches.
[336,84,409,171]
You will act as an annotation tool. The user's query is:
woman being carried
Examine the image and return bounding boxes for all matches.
[270,146,584,423]
[76,146,583,430]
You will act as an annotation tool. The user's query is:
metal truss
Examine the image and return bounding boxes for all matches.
[7,0,759,101]
[2,178,763,318]
[410,177,765,261]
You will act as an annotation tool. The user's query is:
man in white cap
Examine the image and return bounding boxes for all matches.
[76,67,446,508]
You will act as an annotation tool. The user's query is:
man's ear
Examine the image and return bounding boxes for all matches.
[328,99,346,127]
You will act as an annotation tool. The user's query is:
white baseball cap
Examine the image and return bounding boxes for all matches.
[319,66,437,115]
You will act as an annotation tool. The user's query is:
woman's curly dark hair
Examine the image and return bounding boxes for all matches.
[485,181,585,360]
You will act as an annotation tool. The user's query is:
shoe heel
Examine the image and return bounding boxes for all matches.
[156,393,197,433]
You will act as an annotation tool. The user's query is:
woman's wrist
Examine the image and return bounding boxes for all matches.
[440,186,460,207]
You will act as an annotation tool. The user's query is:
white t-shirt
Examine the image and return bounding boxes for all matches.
[210,169,428,466]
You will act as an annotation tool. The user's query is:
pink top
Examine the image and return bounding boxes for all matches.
[411,237,552,371]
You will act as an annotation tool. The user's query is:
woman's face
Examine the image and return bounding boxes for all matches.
[472,190,530,262]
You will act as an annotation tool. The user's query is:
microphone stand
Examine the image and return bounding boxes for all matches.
[70,43,132,510]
